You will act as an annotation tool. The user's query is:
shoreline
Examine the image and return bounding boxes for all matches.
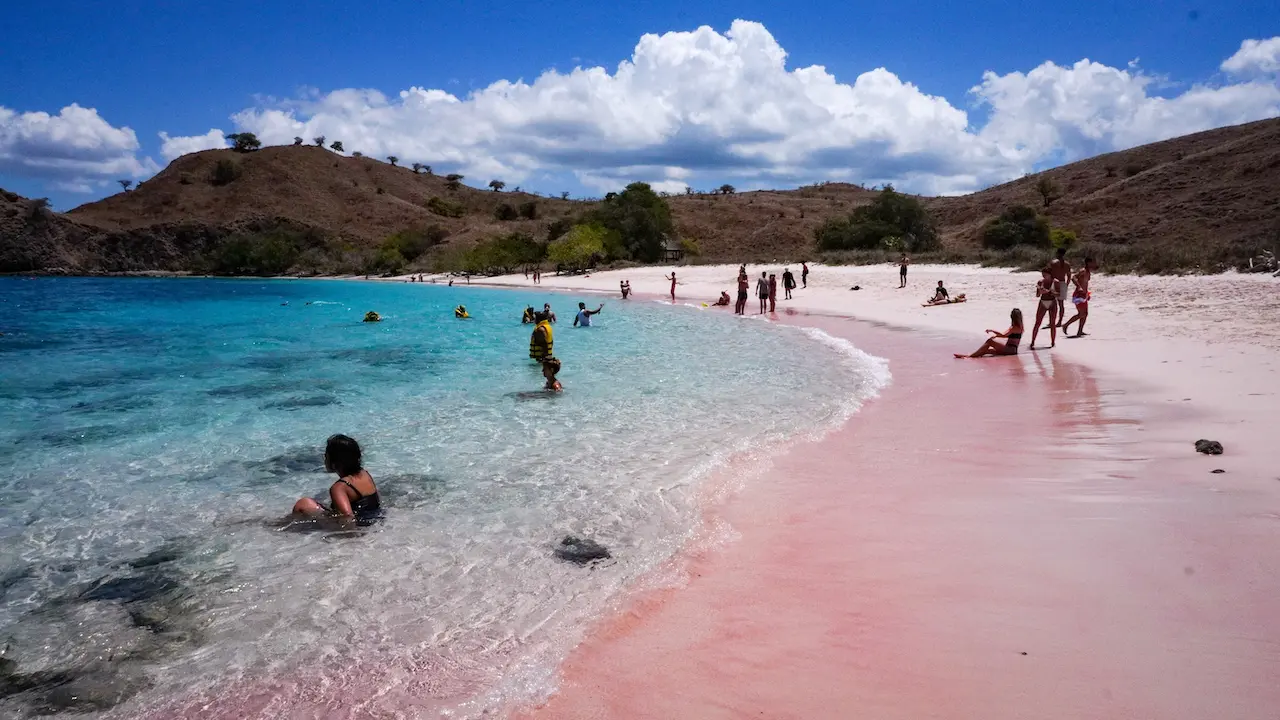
[460,264,1280,718]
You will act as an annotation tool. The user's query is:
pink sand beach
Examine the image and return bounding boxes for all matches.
[441,264,1280,720]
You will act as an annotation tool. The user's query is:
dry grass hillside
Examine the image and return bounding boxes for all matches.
[2,117,1278,274]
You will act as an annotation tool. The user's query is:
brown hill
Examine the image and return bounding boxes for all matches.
[3,118,1279,274]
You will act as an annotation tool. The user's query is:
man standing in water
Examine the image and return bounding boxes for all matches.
[543,303,557,323]
[756,272,769,314]
[736,269,749,315]
[1048,247,1071,327]
[573,302,604,327]
[782,268,796,299]
[1061,258,1097,338]
[898,254,910,288]
[529,311,554,361]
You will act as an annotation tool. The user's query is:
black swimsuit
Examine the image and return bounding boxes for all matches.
[335,477,382,521]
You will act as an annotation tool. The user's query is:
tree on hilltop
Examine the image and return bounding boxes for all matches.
[387,156,398,167]
[225,133,262,152]
[330,141,344,153]
[684,186,694,195]
[445,173,464,191]
[814,185,939,252]
[412,163,423,174]
[352,151,364,158]
[293,137,303,146]
[1035,177,1061,209]
[118,180,133,192]
[489,179,506,192]
[313,136,326,147]
[423,165,433,175]
[560,191,570,200]
[719,184,736,195]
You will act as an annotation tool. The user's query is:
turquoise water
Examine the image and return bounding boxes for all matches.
[0,277,887,718]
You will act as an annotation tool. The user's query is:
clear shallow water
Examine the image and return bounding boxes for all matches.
[0,277,888,718]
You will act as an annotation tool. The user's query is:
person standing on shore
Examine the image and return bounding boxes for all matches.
[736,269,749,315]
[801,262,809,288]
[898,255,910,288]
[620,280,630,299]
[1061,258,1097,338]
[955,309,1023,358]
[782,268,796,300]
[768,273,778,312]
[1048,247,1071,327]
[1029,268,1058,349]
[529,311,554,361]
[756,272,769,314]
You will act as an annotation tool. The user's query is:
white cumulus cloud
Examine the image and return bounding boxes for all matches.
[158,129,230,160]
[225,21,1280,196]
[1221,37,1280,75]
[0,104,156,188]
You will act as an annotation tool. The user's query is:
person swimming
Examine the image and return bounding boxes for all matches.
[574,302,604,327]
[291,434,382,522]
[363,311,381,322]
[454,305,470,318]
[522,306,536,323]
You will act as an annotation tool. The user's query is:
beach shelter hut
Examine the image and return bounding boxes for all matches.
[661,236,684,262]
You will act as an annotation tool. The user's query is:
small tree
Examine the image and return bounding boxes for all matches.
[387,156,398,167]
[225,132,262,152]
[28,197,51,222]
[1104,164,1117,178]
[423,165,433,175]
[719,184,736,195]
[313,136,326,147]
[293,137,303,146]
[980,205,1050,250]
[118,180,133,192]
[684,186,694,195]
[412,163,423,174]
[560,191,570,200]
[547,224,608,271]
[489,179,506,192]
[444,173,464,191]
[210,158,242,186]
[1035,177,1061,209]
[1050,228,1079,250]
[352,151,364,158]
[494,203,518,221]
[330,141,344,153]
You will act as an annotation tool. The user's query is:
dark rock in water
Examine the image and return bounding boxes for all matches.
[127,539,193,569]
[245,447,326,477]
[554,536,611,565]
[81,573,179,604]
[260,395,340,411]
[34,670,149,713]
[1195,439,1224,455]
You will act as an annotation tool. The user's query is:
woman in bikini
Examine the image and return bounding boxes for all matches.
[1028,268,1058,349]
[291,434,382,522]
[955,308,1023,358]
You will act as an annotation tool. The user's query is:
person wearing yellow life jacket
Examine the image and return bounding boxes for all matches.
[529,311,554,361]
[454,305,470,319]
[521,306,536,324]
[363,311,381,323]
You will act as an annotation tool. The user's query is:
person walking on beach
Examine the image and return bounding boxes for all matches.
[1048,247,1071,327]
[782,268,796,300]
[574,302,604,327]
[955,308,1023,358]
[666,272,677,301]
[1061,258,1097,338]
[756,272,769,314]
[736,269,749,315]
[802,262,809,288]
[768,273,778,312]
[529,311,554,361]
[1029,268,1058,349]
[620,280,630,299]
[898,255,910,288]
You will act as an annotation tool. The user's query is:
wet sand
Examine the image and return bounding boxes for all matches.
[515,313,1280,720]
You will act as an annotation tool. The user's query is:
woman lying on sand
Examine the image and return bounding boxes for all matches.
[955,308,1023,358]
[291,434,382,521]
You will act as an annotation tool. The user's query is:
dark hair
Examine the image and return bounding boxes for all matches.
[325,434,362,476]
[534,311,548,322]
[1011,308,1024,327]
[1056,247,1067,258]
[578,302,586,309]
[1085,256,1095,264]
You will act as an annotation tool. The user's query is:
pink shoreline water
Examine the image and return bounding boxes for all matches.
[516,312,1280,720]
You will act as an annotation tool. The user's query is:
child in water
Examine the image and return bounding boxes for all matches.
[291,434,381,521]
[542,356,563,391]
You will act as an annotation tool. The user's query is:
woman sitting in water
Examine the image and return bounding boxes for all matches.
[955,308,1023,359]
[541,356,563,392]
[292,434,381,520]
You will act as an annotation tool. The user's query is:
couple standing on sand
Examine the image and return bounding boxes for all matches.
[957,253,1098,358]
[735,266,799,315]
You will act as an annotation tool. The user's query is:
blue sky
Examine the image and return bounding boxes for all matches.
[3,0,1278,209]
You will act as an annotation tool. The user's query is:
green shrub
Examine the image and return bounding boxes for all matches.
[581,182,675,262]
[1050,228,1079,250]
[814,186,938,252]
[426,196,466,218]
[679,238,701,256]
[980,205,1050,250]
[1123,162,1146,177]
[382,226,448,262]
[210,159,241,186]
[547,224,608,271]
[518,201,538,220]
[493,202,518,221]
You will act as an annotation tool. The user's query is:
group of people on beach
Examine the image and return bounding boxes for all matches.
[956,249,1098,358]
[729,263,809,314]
